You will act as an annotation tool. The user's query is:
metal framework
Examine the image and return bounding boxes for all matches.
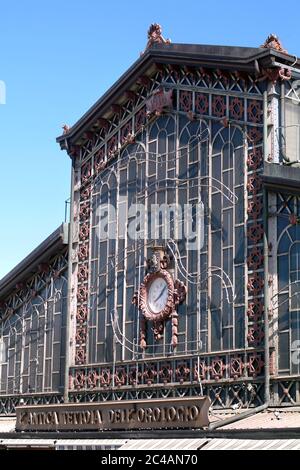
[2,44,300,415]
[0,250,68,401]
[67,65,268,411]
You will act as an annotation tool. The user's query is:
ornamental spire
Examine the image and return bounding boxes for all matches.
[144,23,171,51]
[261,33,288,54]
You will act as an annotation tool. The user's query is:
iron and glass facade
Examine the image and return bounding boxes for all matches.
[1,35,300,414]
[0,227,68,414]
[65,52,267,407]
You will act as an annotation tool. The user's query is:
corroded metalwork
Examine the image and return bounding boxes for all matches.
[229,96,244,120]
[247,197,263,220]
[261,33,287,54]
[247,148,263,170]
[247,247,264,270]
[247,223,264,244]
[144,23,171,51]
[212,95,226,117]
[247,273,264,296]
[0,250,68,398]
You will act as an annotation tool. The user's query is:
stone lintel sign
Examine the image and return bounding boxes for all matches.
[16,397,211,431]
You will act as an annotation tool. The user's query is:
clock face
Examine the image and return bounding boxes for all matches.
[148,277,169,314]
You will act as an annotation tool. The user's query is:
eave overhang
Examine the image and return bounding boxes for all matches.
[262,162,300,195]
[0,223,69,302]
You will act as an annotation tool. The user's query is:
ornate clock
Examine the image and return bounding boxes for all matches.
[132,249,186,349]
[147,274,170,315]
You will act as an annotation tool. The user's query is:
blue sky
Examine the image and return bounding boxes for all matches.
[0,0,299,279]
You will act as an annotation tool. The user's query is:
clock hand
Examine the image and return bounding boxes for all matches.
[154,285,167,303]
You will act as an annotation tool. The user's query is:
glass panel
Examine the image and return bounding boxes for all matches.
[279,332,290,371]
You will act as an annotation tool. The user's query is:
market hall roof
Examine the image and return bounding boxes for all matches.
[56,26,300,151]
[0,223,68,302]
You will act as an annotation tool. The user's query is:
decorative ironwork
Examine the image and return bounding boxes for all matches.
[94,147,105,173]
[247,100,263,124]
[107,135,118,157]
[230,357,243,379]
[247,247,264,270]
[247,148,263,170]
[193,361,206,381]
[247,197,263,219]
[67,352,265,388]
[278,68,292,81]
[274,380,297,405]
[212,95,226,117]
[210,358,226,380]
[137,75,151,89]
[247,353,264,378]
[99,368,111,387]
[77,305,88,324]
[80,187,91,201]
[261,33,287,54]
[133,258,186,348]
[247,223,264,243]
[79,202,90,219]
[247,324,264,347]
[195,93,209,115]
[247,273,264,296]
[0,394,64,416]
[128,367,141,386]
[263,68,281,84]
[87,370,99,388]
[62,124,70,134]
[6,377,300,414]
[120,120,133,145]
[175,363,190,383]
[247,299,264,322]
[69,68,265,383]
[144,23,171,51]
[79,223,90,241]
[247,173,262,194]
[147,252,161,272]
[74,370,86,389]
[78,264,88,282]
[81,160,92,184]
[247,127,263,144]
[75,347,86,365]
[67,380,265,409]
[135,106,147,133]
[111,104,123,117]
[179,90,193,113]
[114,368,127,387]
[0,250,68,399]
[75,326,87,345]
[7,54,300,416]
[159,363,173,384]
[147,88,173,115]
[261,67,291,84]
[77,285,88,303]
[78,243,89,261]
[229,96,244,120]
[143,363,158,385]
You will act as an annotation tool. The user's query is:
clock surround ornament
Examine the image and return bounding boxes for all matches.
[132,248,187,349]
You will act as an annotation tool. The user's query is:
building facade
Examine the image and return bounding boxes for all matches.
[1,28,300,417]
[0,225,68,414]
